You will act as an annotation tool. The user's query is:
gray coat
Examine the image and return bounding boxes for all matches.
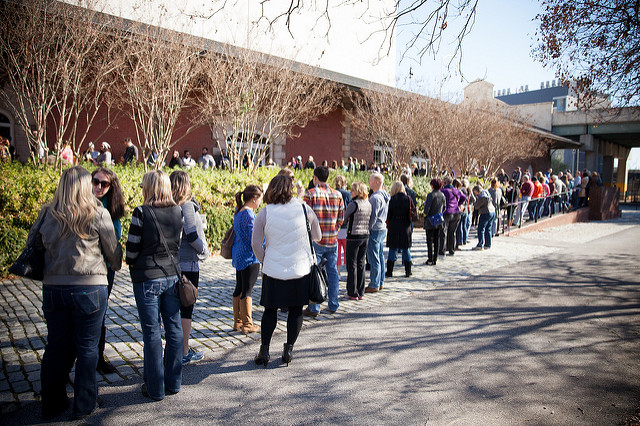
[423,190,446,230]
[178,199,209,272]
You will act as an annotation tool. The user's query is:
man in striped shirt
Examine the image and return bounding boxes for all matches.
[303,166,345,317]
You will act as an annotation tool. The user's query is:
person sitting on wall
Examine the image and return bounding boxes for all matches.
[122,138,139,165]
[182,150,196,169]
[304,155,316,169]
[198,147,215,170]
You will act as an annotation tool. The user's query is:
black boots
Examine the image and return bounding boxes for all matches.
[97,326,117,374]
[404,262,412,277]
[385,260,394,277]
[282,343,294,364]
[254,344,270,367]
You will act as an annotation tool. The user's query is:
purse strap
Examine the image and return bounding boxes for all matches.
[145,206,181,281]
[301,203,318,264]
[28,209,48,246]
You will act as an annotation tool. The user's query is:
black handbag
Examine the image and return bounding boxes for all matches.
[302,204,328,304]
[147,207,198,307]
[9,211,47,281]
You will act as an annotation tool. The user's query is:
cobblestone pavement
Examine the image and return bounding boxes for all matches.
[1,209,638,414]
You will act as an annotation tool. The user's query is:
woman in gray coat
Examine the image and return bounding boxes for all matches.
[423,178,446,265]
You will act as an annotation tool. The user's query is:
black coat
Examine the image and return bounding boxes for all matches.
[386,193,412,249]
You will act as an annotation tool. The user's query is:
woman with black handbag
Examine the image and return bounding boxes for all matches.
[423,179,446,266]
[251,174,321,367]
[35,166,122,420]
[126,170,184,401]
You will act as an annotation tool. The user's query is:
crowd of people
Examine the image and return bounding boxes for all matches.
[23,149,604,420]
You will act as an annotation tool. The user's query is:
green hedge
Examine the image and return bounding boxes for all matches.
[0,162,433,276]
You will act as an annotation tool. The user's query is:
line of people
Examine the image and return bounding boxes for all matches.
[28,162,599,420]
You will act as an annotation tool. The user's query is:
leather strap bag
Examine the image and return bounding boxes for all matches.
[146,207,198,307]
[220,225,234,260]
[9,210,47,281]
[302,204,328,304]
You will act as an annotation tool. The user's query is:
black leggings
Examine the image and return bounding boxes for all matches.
[260,305,303,347]
[233,263,260,299]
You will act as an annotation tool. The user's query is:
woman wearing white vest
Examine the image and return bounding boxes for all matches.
[251,174,321,367]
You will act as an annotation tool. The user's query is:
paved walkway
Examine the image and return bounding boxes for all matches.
[1,209,639,418]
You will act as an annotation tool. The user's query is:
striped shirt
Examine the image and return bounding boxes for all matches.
[304,183,344,247]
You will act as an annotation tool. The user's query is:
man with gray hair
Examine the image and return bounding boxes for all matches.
[365,173,390,293]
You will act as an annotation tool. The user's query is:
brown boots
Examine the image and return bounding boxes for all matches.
[234,296,260,334]
[232,295,243,331]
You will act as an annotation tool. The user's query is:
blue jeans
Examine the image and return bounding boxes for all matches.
[367,229,386,289]
[457,212,470,245]
[387,248,411,263]
[134,277,183,400]
[477,212,495,248]
[41,285,107,417]
[308,243,339,313]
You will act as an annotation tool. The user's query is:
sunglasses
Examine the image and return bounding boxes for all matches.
[92,178,110,189]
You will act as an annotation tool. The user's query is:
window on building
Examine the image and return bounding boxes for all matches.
[0,111,13,141]
[226,131,271,167]
[373,144,393,165]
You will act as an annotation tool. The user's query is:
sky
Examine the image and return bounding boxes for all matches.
[393,0,640,169]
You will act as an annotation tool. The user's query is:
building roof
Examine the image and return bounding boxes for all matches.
[496,86,569,105]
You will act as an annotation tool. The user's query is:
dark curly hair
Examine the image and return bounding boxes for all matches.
[91,167,125,220]
[430,178,442,191]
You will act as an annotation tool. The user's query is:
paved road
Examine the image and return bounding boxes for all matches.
[1,209,639,424]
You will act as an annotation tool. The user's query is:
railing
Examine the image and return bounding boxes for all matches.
[497,189,576,236]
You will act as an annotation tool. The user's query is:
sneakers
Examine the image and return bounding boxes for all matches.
[346,295,358,300]
[182,347,204,365]
[364,287,379,293]
[472,246,484,251]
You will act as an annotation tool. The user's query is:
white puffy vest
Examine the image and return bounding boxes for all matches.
[262,199,314,280]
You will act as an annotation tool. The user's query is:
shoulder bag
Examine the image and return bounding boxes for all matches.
[220,224,234,260]
[428,212,444,227]
[9,210,47,281]
[147,207,198,307]
[302,204,328,304]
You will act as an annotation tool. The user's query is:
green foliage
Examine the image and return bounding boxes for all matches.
[0,162,283,275]
[0,219,28,276]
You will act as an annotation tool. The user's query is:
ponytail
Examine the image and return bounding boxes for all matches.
[234,191,244,214]
[235,184,264,214]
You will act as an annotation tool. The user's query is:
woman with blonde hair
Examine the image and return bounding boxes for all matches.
[343,182,371,299]
[385,181,413,277]
[231,184,263,334]
[35,166,122,420]
[126,170,184,401]
[251,174,321,367]
[170,170,209,365]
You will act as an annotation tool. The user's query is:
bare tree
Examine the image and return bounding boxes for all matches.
[346,88,429,177]
[184,0,479,71]
[0,0,121,166]
[534,0,640,108]
[114,23,202,170]
[196,47,342,173]
[0,0,68,164]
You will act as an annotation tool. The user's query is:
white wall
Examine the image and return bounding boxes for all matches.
[90,0,397,87]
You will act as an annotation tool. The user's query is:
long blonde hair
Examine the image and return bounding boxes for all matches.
[49,166,98,239]
[389,181,406,196]
[142,170,175,207]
